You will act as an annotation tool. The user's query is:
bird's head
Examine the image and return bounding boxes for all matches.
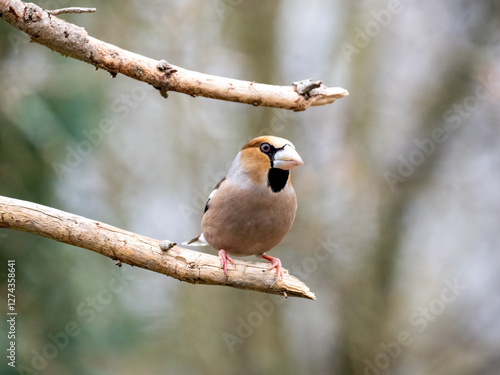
[237,135,303,192]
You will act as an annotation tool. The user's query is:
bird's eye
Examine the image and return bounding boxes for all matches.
[260,142,271,153]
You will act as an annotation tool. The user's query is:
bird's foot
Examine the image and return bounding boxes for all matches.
[259,254,283,284]
[219,249,235,275]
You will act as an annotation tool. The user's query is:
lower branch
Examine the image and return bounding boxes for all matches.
[0,0,348,111]
[0,195,316,300]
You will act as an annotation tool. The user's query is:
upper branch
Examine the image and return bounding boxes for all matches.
[0,0,348,111]
[47,7,97,16]
[0,195,316,300]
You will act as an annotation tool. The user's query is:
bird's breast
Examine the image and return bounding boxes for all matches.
[201,180,297,256]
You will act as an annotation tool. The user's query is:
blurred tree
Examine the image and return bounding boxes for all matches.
[0,13,140,375]
[1,1,500,374]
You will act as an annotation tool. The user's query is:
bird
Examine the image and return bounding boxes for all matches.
[183,135,303,282]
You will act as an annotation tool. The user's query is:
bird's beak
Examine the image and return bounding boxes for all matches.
[273,145,304,170]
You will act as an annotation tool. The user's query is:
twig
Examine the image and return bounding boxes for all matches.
[0,195,316,300]
[293,79,323,97]
[0,0,348,111]
[47,7,96,15]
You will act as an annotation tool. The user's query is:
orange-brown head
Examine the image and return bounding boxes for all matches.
[231,136,303,192]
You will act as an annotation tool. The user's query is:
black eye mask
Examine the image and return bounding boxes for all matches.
[260,142,285,169]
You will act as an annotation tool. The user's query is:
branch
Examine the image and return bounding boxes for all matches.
[0,195,316,300]
[0,0,347,111]
[47,7,96,16]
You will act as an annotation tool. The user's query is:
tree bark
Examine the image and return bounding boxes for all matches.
[0,0,348,111]
[0,195,316,300]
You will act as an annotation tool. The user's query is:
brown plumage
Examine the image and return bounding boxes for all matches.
[184,135,303,281]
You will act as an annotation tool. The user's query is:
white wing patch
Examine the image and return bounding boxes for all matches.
[208,188,217,200]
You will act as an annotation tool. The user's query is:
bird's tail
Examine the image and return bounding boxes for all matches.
[182,234,208,246]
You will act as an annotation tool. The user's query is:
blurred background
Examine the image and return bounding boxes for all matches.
[1,0,500,374]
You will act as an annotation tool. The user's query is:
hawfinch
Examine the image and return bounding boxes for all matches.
[183,135,303,282]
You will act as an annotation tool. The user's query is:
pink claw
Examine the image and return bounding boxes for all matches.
[219,249,235,275]
[260,254,283,283]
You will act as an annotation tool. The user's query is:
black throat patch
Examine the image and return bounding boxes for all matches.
[268,168,289,193]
